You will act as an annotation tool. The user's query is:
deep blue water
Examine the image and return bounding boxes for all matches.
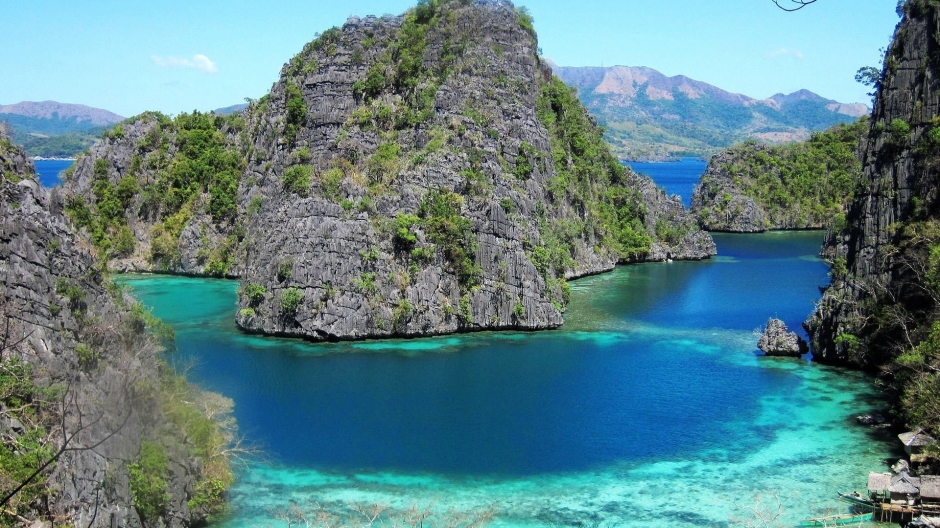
[120,231,894,527]
[33,159,73,187]
[627,157,707,206]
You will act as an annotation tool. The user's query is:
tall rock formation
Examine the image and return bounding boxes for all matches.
[62,0,715,342]
[806,1,940,367]
[690,119,866,233]
[1,132,231,526]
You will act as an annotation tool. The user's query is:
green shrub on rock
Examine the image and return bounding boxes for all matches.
[128,441,169,523]
[282,166,312,195]
[280,288,303,313]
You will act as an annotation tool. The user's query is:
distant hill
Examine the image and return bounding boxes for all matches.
[553,65,868,160]
[0,100,123,127]
[214,103,249,115]
[0,101,124,157]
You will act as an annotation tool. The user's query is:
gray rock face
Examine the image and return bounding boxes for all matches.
[1,135,210,527]
[232,0,714,340]
[64,0,715,343]
[805,5,940,365]
[757,318,808,357]
[634,175,717,260]
[691,144,835,233]
[691,149,768,232]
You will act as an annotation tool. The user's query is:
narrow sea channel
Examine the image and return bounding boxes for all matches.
[120,229,898,527]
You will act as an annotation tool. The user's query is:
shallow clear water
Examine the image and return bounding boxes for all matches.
[627,158,707,207]
[121,232,898,527]
[33,159,73,187]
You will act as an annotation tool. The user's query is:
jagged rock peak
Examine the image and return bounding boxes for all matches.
[0,125,36,181]
[63,0,714,343]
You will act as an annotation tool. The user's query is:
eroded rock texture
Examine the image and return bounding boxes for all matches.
[757,318,808,357]
[63,0,714,342]
[806,3,940,365]
[1,133,219,527]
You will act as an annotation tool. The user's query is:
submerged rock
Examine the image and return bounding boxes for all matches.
[857,413,891,427]
[757,318,808,357]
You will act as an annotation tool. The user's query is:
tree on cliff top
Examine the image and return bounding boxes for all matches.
[772,0,818,11]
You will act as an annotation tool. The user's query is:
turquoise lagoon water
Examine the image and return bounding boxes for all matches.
[120,231,900,527]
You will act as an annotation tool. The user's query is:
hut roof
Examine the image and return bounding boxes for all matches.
[891,472,922,495]
[900,428,938,447]
[910,517,940,528]
[922,476,940,500]
[868,472,891,492]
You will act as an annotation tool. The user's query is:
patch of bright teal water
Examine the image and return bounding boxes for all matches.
[120,231,898,527]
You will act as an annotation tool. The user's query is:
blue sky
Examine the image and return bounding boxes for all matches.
[1,0,898,118]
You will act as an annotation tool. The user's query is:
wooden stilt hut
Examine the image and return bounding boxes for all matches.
[922,475,940,516]
[868,472,890,503]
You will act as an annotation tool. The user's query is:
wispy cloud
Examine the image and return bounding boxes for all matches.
[151,54,218,74]
[765,48,804,60]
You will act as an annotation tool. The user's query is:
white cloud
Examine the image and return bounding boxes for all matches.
[765,48,804,60]
[151,53,218,74]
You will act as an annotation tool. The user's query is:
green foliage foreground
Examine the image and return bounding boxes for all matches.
[0,358,56,525]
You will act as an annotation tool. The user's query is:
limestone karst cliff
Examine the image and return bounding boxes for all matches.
[1,132,233,527]
[805,0,940,430]
[62,0,715,342]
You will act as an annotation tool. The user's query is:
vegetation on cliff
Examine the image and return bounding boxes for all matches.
[537,76,651,262]
[63,110,247,273]
[691,117,866,232]
[1,133,236,526]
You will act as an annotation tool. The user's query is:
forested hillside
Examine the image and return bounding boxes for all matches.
[690,118,866,232]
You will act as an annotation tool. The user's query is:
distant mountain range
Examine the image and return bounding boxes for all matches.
[0,101,125,157]
[553,65,869,160]
[214,103,249,115]
[4,71,869,161]
[0,101,123,127]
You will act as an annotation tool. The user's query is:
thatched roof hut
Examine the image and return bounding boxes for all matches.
[891,472,922,501]
[900,429,937,456]
[869,472,891,501]
[922,475,940,503]
[869,472,891,492]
